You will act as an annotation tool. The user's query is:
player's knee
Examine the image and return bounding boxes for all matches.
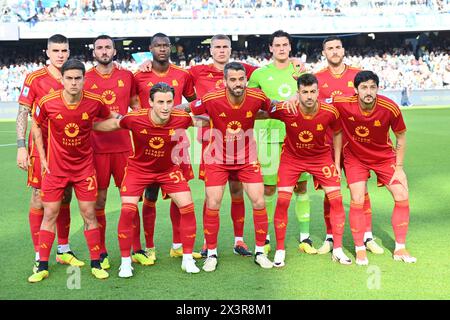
[351,194,365,205]
[30,189,43,209]
[393,189,409,202]
[206,197,221,210]
[252,198,266,210]
[264,185,276,196]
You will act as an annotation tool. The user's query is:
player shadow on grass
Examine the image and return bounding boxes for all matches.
[371,226,396,254]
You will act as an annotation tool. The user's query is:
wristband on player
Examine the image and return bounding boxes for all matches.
[115,114,124,120]
[17,139,26,148]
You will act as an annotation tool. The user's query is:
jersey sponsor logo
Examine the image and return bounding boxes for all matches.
[348,81,354,88]
[219,112,227,117]
[148,136,165,149]
[246,111,253,118]
[140,129,148,134]
[172,79,179,87]
[118,80,124,87]
[82,112,89,120]
[22,86,30,97]
[316,124,324,131]
[102,90,117,105]
[64,123,80,138]
[298,130,313,143]
[331,90,343,97]
[374,120,381,127]
[91,84,98,89]
[56,113,63,119]
[355,126,370,137]
[278,83,292,98]
[226,120,242,134]
[348,116,355,121]
[291,122,298,127]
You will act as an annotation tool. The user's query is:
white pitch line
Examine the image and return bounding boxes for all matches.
[0,143,16,147]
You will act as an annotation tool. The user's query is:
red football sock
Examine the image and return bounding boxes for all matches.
[230,196,245,238]
[349,201,365,247]
[327,190,346,249]
[323,195,332,234]
[142,199,156,248]
[363,193,373,233]
[132,206,142,252]
[29,207,44,252]
[84,228,101,261]
[179,203,196,254]
[170,201,181,244]
[203,207,219,250]
[56,203,70,245]
[253,207,269,247]
[274,191,292,250]
[392,200,410,244]
[95,209,107,254]
[118,203,138,257]
[38,229,55,262]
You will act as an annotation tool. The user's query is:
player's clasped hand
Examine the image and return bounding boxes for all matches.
[390,166,408,191]
[17,148,30,171]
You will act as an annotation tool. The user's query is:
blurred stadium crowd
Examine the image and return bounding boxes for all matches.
[1,44,449,101]
[2,0,448,23]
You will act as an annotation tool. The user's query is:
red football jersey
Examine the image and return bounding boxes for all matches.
[315,65,361,103]
[334,94,406,164]
[189,63,257,97]
[85,66,135,153]
[119,109,193,173]
[134,64,195,108]
[33,90,111,178]
[19,66,63,157]
[190,88,271,165]
[270,101,341,160]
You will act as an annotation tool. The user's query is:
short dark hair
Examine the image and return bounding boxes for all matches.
[211,34,231,46]
[94,34,115,48]
[322,36,343,49]
[61,59,85,76]
[269,30,292,46]
[224,62,246,79]
[354,70,379,88]
[48,34,69,46]
[151,33,170,45]
[149,82,175,100]
[297,73,319,88]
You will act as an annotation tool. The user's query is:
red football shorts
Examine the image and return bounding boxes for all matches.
[344,153,399,186]
[277,152,341,189]
[94,151,131,189]
[199,141,240,182]
[27,156,42,189]
[41,172,98,202]
[204,162,263,187]
[120,165,191,197]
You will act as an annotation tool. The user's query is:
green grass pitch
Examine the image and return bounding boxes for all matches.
[0,107,449,300]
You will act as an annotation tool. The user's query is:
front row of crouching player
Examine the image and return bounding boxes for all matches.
[28,59,415,283]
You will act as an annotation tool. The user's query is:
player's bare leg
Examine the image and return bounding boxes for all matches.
[229,180,251,256]
[169,191,200,273]
[294,180,316,254]
[242,182,273,269]
[385,183,416,263]
[78,200,108,279]
[202,185,226,272]
[348,181,369,265]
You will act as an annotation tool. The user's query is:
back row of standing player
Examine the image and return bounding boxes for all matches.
[16,31,415,283]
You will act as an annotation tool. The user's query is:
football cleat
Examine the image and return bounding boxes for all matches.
[145,247,157,261]
[317,238,333,255]
[393,249,417,263]
[332,250,352,265]
[273,250,285,268]
[365,238,384,254]
[233,241,253,257]
[200,244,208,258]
[100,253,110,270]
[355,250,369,266]
[202,255,218,272]
[28,270,49,283]
[56,251,85,267]
[181,257,200,274]
[254,252,273,269]
[91,267,109,280]
[298,238,318,255]
[132,250,154,266]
